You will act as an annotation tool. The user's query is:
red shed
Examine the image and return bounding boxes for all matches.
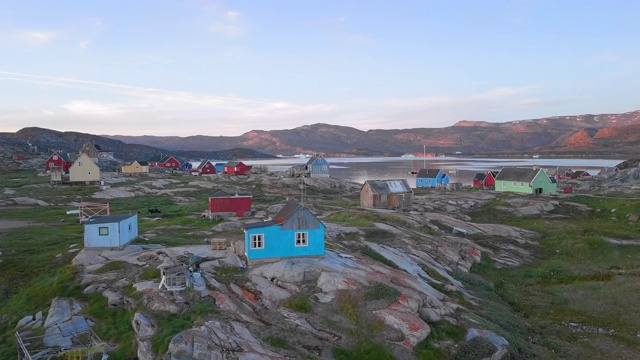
[484,171,499,189]
[208,190,252,218]
[45,152,73,172]
[198,160,217,175]
[223,161,252,175]
[472,172,486,187]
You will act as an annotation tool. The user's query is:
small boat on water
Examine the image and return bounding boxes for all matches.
[401,154,415,158]
[408,169,419,174]
[532,154,540,158]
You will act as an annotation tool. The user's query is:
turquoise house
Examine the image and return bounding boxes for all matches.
[84,214,138,249]
[243,199,325,261]
[214,162,226,173]
[494,167,557,194]
[290,154,330,178]
[416,169,450,188]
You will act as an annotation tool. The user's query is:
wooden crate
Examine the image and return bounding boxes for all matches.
[210,238,227,250]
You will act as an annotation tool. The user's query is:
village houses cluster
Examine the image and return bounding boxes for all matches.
[46,145,589,268]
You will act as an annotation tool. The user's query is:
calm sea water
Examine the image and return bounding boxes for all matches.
[244,156,623,187]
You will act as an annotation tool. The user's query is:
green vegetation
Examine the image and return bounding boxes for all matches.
[455,337,497,360]
[363,282,400,301]
[415,321,466,359]
[94,261,128,273]
[151,300,215,355]
[283,294,312,313]
[360,247,399,269]
[264,336,289,348]
[332,340,395,360]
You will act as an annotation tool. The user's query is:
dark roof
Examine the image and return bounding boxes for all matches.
[224,161,244,167]
[197,160,213,170]
[85,214,136,225]
[148,154,163,162]
[244,219,275,230]
[273,199,303,224]
[416,169,443,179]
[363,179,413,194]
[490,171,499,177]
[160,155,177,163]
[550,176,557,183]
[244,199,315,230]
[214,162,226,166]
[306,154,326,165]
[473,172,486,181]
[93,144,102,151]
[137,160,149,166]
[494,167,541,182]
[208,189,252,198]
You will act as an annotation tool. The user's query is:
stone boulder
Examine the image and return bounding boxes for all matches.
[373,308,430,348]
[165,320,285,359]
[132,312,157,360]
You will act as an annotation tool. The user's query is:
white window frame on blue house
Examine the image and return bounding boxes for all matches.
[295,232,308,247]
[251,234,264,249]
[99,227,109,236]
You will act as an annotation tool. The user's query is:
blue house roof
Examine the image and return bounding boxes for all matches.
[85,214,136,225]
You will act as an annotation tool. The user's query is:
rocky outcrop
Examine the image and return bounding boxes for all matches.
[132,312,157,360]
[165,320,285,359]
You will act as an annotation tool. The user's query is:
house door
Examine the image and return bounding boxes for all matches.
[535,188,543,195]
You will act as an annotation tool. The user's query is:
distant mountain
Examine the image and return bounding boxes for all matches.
[0,127,275,163]
[106,110,640,156]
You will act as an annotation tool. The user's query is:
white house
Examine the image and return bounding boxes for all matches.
[84,214,138,249]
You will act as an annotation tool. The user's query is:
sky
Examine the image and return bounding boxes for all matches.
[1,0,639,137]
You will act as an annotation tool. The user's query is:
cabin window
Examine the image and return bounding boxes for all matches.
[251,234,264,249]
[502,181,505,187]
[295,232,308,247]
[99,227,109,236]
[128,224,132,232]
[78,161,83,167]
[49,162,54,168]
[520,182,524,187]
[53,155,58,160]
[512,181,516,186]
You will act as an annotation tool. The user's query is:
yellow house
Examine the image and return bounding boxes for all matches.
[69,153,101,184]
[122,160,150,174]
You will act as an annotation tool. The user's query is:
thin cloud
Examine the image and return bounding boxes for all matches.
[210,9,246,37]
[17,30,59,46]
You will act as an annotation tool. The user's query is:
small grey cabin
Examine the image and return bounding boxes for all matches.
[84,214,138,249]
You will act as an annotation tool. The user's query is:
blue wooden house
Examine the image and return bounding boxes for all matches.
[84,214,138,249]
[180,160,194,171]
[416,169,450,188]
[290,154,330,178]
[243,199,325,261]
[214,162,226,173]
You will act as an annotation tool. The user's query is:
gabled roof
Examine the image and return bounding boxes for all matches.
[85,214,136,225]
[489,171,499,177]
[93,144,102,151]
[160,155,177,163]
[364,179,413,194]
[473,172,486,181]
[50,152,71,161]
[306,154,326,165]
[244,199,317,230]
[148,154,163,162]
[550,176,557,183]
[224,161,244,167]
[208,189,252,198]
[416,168,443,178]
[494,167,542,182]
[136,160,149,166]
[197,160,214,170]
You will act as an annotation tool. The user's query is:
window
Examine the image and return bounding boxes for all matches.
[295,232,308,247]
[502,181,505,187]
[512,181,517,186]
[53,155,58,160]
[49,162,54,168]
[128,224,132,232]
[251,234,264,249]
[78,161,83,167]
[99,227,109,236]
[520,182,524,187]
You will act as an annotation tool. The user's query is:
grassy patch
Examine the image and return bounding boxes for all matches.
[332,339,395,360]
[360,247,399,269]
[283,294,312,313]
[151,300,215,355]
[363,282,401,301]
[264,336,289,348]
[94,261,128,273]
[415,321,466,359]
[139,267,161,281]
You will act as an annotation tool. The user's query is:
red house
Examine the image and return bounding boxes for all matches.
[484,171,499,189]
[45,152,73,172]
[472,173,486,187]
[197,160,217,175]
[207,189,252,218]
[148,155,180,169]
[223,161,252,175]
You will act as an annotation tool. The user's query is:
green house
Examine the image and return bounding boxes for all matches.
[494,167,557,194]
